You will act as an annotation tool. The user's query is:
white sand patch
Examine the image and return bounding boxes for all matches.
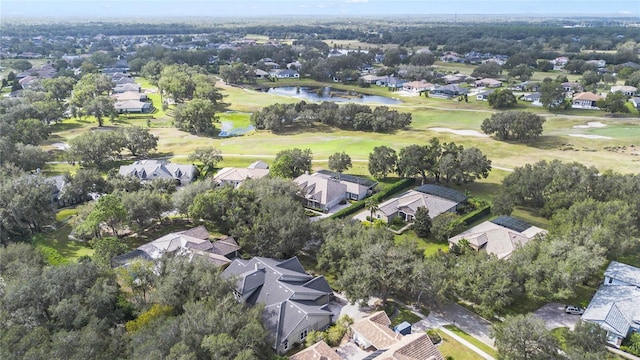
[572,121,606,129]
[51,142,69,150]
[429,127,489,137]
[568,134,613,140]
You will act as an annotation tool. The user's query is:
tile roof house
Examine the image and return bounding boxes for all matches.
[316,170,377,201]
[111,226,240,267]
[289,340,341,360]
[474,78,502,88]
[572,92,604,109]
[611,85,637,97]
[375,185,467,223]
[351,312,444,359]
[476,90,494,101]
[222,257,334,354]
[562,81,583,94]
[582,261,640,347]
[294,173,348,211]
[448,216,547,259]
[429,84,468,99]
[115,100,154,114]
[214,162,270,188]
[402,80,434,93]
[118,159,198,185]
[111,91,147,102]
[113,83,141,93]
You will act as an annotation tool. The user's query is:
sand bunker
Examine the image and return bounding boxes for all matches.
[572,122,607,129]
[568,134,612,140]
[428,127,489,137]
[51,142,69,150]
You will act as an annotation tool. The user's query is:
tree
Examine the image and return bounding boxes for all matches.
[72,73,114,107]
[537,60,554,72]
[121,190,171,230]
[76,193,128,238]
[508,64,533,81]
[188,146,223,177]
[42,76,76,103]
[270,148,313,178]
[413,206,432,238]
[481,111,545,142]
[172,98,218,134]
[219,62,249,84]
[193,74,225,110]
[11,59,33,71]
[431,212,463,242]
[397,144,432,184]
[491,314,559,360]
[158,64,198,103]
[61,168,111,203]
[171,178,218,216]
[121,127,159,157]
[565,320,609,360]
[67,130,125,168]
[471,62,502,78]
[328,151,352,175]
[539,80,565,109]
[85,96,117,127]
[368,145,397,179]
[597,91,630,114]
[0,172,56,243]
[410,52,436,66]
[90,236,128,268]
[10,118,51,145]
[365,197,379,221]
[487,89,518,109]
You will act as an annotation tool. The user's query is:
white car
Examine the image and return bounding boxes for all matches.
[565,305,585,315]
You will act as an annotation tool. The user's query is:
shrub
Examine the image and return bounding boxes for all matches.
[427,329,442,345]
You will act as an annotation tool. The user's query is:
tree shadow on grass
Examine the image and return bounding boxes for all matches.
[272,123,336,136]
[526,135,568,150]
[51,122,84,132]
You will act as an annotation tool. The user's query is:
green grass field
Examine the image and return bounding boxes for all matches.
[436,330,486,360]
[443,325,498,358]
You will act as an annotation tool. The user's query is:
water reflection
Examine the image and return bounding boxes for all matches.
[263,86,402,104]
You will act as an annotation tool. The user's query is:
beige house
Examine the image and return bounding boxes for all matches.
[351,311,444,359]
[611,85,637,97]
[289,341,341,360]
[572,92,604,109]
[214,161,270,188]
[448,216,546,259]
[374,185,467,223]
[294,173,348,211]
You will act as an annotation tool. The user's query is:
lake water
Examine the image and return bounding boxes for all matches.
[263,86,402,105]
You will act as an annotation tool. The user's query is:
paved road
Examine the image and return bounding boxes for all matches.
[533,302,581,330]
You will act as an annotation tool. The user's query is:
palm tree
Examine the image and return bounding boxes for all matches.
[365,197,379,222]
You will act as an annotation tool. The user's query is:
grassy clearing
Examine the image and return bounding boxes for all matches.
[436,330,486,360]
[384,300,422,327]
[443,324,498,358]
[503,283,598,316]
[39,223,94,260]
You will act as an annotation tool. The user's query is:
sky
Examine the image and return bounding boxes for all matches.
[1,0,639,19]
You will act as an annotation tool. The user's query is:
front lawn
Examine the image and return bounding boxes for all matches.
[443,324,498,358]
[436,330,485,360]
[384,300,422,327]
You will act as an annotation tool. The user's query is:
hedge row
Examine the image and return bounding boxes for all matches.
[330,178,416,219]
[460,204,491,225]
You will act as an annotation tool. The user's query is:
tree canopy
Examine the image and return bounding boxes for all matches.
[481,111,545,142]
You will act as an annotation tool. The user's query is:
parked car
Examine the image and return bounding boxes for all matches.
[565,305,585,315]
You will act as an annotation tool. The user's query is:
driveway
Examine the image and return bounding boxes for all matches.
[533,302,582,330]
[429,301,495,346]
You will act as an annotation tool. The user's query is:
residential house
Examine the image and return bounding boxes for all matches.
[222,257,334,354]
[475,78,502,88]
[586,59,606,68]
[619,62,640,71]
[522,92,542,105]
[562,81,583,94]
[214,161,270,188]
[582,261,640,347]
[429,84,468,99]
[448,216,547,259]
[611,85,637,97]
[289,340,341,360]
[631,97,640,109]
[402,80,434,93]
[375,184,467,223]
[476,90,494,101]
[375,76,405,88]
[111,91,147,102]
[294,172,348,211]
[442,74,468,84]
[113,83,141,93]
[272,69,300,78]
[351,312,444,359]
[361,74,385,85]
[111,226,240,267]
[118,159,197,185]
[552,56,569,70]
[48,175,87,208]
[287,61,302,70]
[316,169,377,201]
[572,92,604,109]
[115,100,154,114]
[254,69,270,79]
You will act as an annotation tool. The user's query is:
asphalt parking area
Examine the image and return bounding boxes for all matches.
[533,302,582,330]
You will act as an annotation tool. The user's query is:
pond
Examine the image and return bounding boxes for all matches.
[263,86,402,105]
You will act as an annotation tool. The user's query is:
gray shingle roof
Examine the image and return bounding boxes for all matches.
[414,184,467,203]
[605,261,640,287]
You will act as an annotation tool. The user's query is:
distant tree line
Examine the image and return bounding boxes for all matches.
[251,101,411,133]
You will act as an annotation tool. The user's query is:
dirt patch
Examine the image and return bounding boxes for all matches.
[51,142,69,150]
[428,127,489,137]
